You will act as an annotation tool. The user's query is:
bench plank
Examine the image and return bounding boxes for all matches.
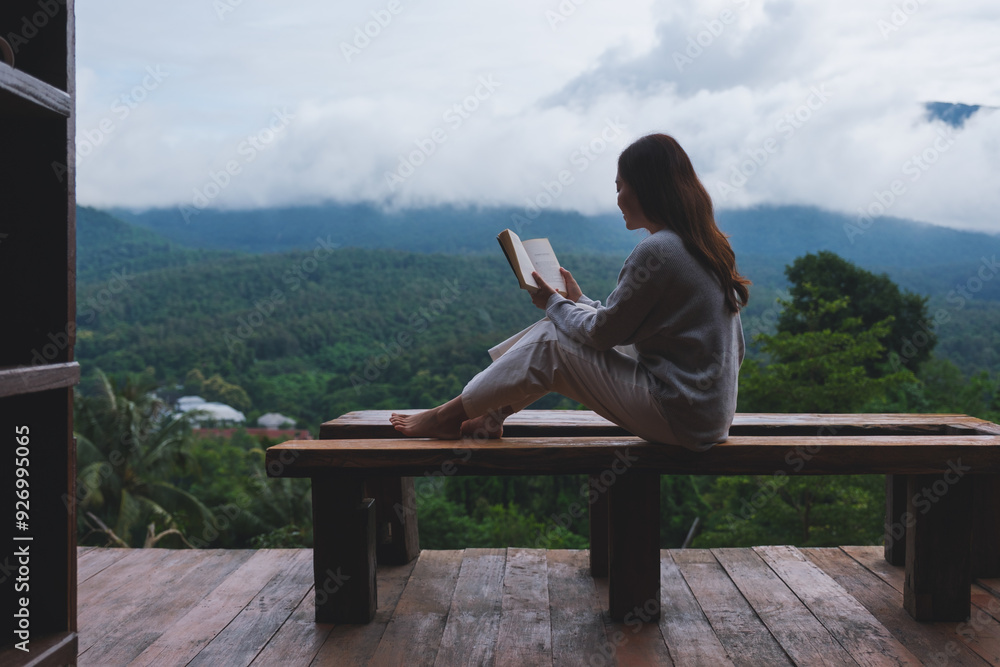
[321,410,1000,438]
[267,434,1000,477]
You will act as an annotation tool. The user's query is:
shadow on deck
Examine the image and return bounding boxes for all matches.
[77,546,1000,665]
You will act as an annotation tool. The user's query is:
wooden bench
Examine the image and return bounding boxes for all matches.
[265,411,1000,625]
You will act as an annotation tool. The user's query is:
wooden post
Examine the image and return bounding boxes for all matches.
[884,474,908,566]
[311,477,377,623]
[588,473,609,577]
[608,470,660,621]
[972,474,1000,578]
[904,472,972,621]
[365,476,420,565]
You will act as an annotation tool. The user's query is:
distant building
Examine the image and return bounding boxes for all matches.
[258,412,296,429]
[176,395,246,426]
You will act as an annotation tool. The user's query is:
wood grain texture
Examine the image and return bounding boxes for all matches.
[75,547,1000,665]
[885,474,908,566]
[129,550,294,667]
[593,576,675,665]
[844,545,1000,664]
[546,550,610,667]
[0,62,72,116]
[905,473,973,620]
[608,471,660,620]
[671,549,792,667]
[76,548,176,637]
[755,545,921,666]
[495,549,552,666]
[804,547,989,667]
[267,434,1000,478]
[713,547,857,666]
[321,410,1000,438]
[659,550,735,666]
[368,549,464,666]
[588,473,609,577]
[185,550,313,666]
[248,582,330,666]
[434,548,506,666]
[365,475,420,564]
[314,559,417,665]
[972,475,1000,578]
[76,546,131,584]
[79,549,248,665]
[0,361,79,397]
[311,479,376,623]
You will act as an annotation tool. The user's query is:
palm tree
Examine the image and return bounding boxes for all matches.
[74,369,215,547]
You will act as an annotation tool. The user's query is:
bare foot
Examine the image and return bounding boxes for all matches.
[390,407,463,439]
[461,412,504,440]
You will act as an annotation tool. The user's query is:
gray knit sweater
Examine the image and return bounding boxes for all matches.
[545,228,745,447]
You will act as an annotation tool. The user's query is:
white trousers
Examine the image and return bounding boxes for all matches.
[462,318,686,447]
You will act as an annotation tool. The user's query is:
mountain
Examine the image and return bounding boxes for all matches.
[76,206,236,283]
[97,203,1000,301]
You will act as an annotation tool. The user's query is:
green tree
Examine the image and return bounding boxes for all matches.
[779,251,935,372]
[739,290,916,413]
[74,369,215,547]
[203,373,252,412]
[184,368,206,394]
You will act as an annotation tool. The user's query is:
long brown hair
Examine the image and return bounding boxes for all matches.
[617,133,750,312]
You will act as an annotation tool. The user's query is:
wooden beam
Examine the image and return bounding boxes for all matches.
[588,473,609,577]
[267,434,1000,478]
[972,474,1000,578]
[883,474,908,566]
[904,472,973,621]
[608,472,660,621]
[311,478,376,623]
[364,476,419,565]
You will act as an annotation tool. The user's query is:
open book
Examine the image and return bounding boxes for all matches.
[497,229,568,297]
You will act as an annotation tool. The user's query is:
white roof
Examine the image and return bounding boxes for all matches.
[177,397,246,423]
[258,412,295,428]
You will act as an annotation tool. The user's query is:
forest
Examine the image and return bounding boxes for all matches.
[72,205,1000,552]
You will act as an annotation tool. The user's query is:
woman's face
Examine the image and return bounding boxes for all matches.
[616,171,654,232]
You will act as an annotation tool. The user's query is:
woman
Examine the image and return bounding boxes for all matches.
[391,133,749,450]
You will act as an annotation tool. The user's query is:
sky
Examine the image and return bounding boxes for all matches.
[76,0,1000,233]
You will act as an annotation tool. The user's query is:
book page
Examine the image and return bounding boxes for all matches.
[522,238,567,293]
[498,229,538,290]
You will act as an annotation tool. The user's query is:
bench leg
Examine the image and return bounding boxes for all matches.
[972,474,1000,578]
[312,477,377,623]
[904,472,972,621]
[608,471,660,621]
[589,473,609,577]
[884,474,908,566]
[365,476,420,565]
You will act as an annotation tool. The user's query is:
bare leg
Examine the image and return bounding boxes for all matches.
[390,396,468,439]
[460,406,513,440]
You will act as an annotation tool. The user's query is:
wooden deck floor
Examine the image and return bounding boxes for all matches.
[77,546,1000,666]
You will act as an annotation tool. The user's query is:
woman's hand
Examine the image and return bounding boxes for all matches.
[530,271,556,310]
[560,267,583,302]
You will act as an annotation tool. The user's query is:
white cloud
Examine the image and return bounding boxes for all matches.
[76,0,1000,233]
